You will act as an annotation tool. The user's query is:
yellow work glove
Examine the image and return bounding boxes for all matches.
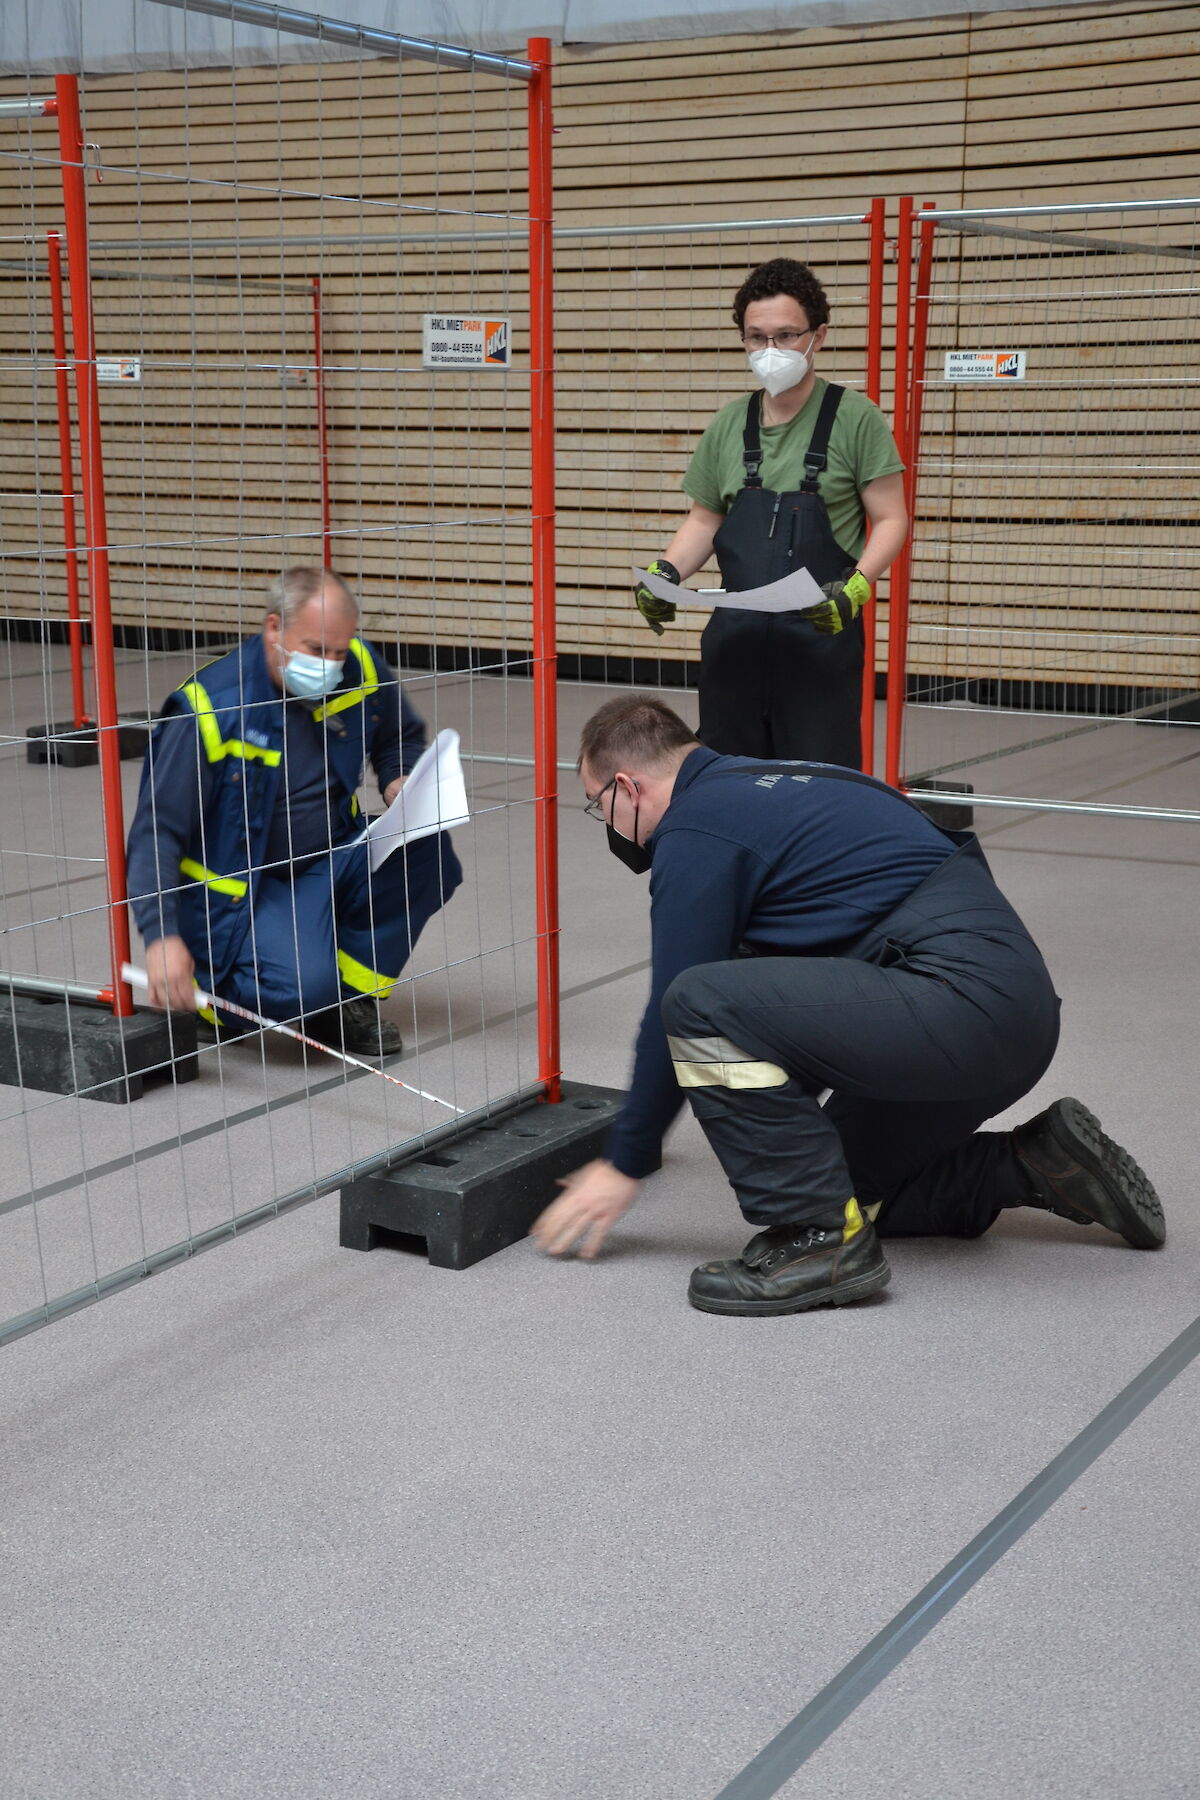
[634,558,680,636]
[803,569,872,635]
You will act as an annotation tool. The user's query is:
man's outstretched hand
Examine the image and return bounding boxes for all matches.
[531,1159,639,1261]
[145,935,197,1012]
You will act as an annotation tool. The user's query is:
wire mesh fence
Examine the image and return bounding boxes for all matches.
[4,15,1197,1345]
[899,197,1200,823]
[0,22,549,1341]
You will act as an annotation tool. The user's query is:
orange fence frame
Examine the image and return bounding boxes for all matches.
[54,74,135,1016]
[46,229,90,732]
[527,37,560,1102]
[885,195,916,790]
[861,194,886,774]
[884,196,939,791]
[42,54,902,1077]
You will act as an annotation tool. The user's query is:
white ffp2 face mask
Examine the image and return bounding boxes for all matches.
[747,343,812,397]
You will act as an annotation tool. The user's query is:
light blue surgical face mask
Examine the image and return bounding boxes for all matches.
[282,649,344,700]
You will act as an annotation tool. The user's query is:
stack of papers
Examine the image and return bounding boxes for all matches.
[357,727,470,872]
[632,564,828,614]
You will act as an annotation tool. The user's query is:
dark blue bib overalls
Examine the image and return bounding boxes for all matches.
[700,384,865,767]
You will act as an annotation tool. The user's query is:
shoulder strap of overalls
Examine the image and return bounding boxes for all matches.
[740,383,846,493]
[740,391,765,489]
[799,383,844,492]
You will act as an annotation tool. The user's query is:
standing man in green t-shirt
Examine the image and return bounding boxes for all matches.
[634,258,908,767]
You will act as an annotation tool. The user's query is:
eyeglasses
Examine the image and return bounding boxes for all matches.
[741,328,816,352]
[583,776,616,821]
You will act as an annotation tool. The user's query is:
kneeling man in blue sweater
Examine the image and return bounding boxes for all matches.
[533,694,1163,1315]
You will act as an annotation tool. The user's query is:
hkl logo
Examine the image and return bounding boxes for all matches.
[484,321,509,364]
[995,352,1021,377]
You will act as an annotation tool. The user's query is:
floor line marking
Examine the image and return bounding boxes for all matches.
[713,1310,1200,1800]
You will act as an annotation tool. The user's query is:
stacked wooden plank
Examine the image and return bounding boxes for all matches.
[0,0,1196,689]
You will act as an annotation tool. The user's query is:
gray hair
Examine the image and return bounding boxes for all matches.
[266,567,359,629]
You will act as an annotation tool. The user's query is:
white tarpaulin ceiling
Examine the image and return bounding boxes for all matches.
[2,0,1118,76]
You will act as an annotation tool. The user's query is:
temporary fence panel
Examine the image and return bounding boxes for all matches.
[7,0,1200,1336]
[894,197,1200,825]
[0,13,557,1342]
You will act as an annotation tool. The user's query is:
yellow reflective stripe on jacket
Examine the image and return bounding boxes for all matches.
[313,638,378,722]
[336,946,397,1000]
[179,856,249,900]
[179,677,281,766]
[180,680,225,763]
[225,739,281,765]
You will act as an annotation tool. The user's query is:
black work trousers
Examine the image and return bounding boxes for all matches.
[698,608,865,768]
[661,842,1061,1238]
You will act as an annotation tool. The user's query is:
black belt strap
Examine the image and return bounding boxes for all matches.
[740,382,845,492]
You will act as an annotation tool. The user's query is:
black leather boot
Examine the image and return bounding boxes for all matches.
[310,998,403,1058]
[1010,1097,1165,1248]
[688,1201,891,1316]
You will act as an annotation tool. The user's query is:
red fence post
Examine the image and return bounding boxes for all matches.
[527,38,560,1103]
[860,195,886,774]
[54,74,134,1017]
[47,230,89,731]
[885,196,915,791]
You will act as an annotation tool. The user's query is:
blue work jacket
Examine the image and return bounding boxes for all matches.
[126,632,426,983]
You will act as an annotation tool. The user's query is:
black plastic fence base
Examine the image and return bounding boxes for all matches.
[911,779,976,833]
[26,720,150,766]
[0,992,198,1103]
[340,1080,647,1270]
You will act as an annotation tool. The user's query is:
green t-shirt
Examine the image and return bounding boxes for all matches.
[683,378,905,561]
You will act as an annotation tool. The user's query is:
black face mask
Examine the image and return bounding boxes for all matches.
[606,822,653,875]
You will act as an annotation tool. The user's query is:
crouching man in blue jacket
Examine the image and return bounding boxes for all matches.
[126,567,462,1057]
[532,694,1164,1315]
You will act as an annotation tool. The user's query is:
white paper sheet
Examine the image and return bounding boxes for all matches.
[357,727,470,872]
[633,564,827,614]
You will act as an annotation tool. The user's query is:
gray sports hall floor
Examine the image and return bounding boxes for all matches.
[3,658,1198,1800]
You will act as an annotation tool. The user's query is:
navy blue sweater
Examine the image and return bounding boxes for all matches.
[605,748,958,1178]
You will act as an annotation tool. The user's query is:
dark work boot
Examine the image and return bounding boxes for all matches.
[1010,1097,1165,1249]
[311,998,403,1058]
[688,1199,891,1317]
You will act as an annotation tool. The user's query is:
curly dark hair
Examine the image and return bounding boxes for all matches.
[732,259,830,333]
